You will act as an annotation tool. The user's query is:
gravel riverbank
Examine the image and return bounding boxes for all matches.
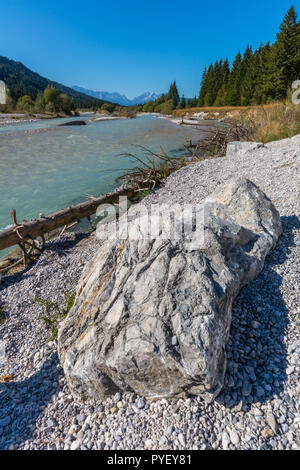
[0,135,299,450]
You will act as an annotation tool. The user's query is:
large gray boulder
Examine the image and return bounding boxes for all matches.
[58,179,282,402]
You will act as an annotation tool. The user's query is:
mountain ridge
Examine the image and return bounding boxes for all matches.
[72,86,161,106]
[0,56,108,108]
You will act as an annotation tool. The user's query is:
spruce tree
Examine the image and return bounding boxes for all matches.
[240,46,254,105]
[167,81,180,108]
[274,5,299,96]
[179,95,186,109]
[226,51,242,105]
[198,66,208,106]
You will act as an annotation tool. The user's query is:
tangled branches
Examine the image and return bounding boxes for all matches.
[185,120,256,159]
[115,145,195,192]
[116,120,255,193]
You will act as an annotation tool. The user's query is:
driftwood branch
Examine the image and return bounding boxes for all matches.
[0,187,134,251]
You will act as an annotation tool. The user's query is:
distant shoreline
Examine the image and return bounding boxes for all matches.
[0,112,132,128]
[0,110,226,129]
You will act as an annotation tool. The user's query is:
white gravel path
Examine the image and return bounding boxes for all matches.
[0,135,299,450]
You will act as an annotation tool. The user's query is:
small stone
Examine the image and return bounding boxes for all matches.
[178,433,186,447]
[114,392,121,402]
[229,429,240,446]
[255,386,265,397]
[0,416,11,427]
[235,401,243,412]
[131,404,139,413]
[281,424,289,433]
[70,439,82,450]
[137,398,145,409]
[145,439,153,449]
[222,432,230,450]
[166,425,174,436]
[261,427,274,439]
[266,412,278,434]
[226,376,235,387]
[286,366,295,375]
[242,380,252,397]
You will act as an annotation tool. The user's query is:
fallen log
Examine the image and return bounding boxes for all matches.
[0,186,134,251]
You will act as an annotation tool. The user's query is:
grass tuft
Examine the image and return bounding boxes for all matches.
[34,290,75,342]
[0,303,6,324]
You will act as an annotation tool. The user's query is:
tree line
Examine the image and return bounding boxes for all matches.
[1,85,76,115]
[198,5,300,107]
[142,5,300,112]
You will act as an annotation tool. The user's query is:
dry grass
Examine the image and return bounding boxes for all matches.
[174,106,255,117]
[177,102,300,143]
[236,102,300,143]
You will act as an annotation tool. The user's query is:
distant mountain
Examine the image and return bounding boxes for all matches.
[72,86,161,106]
[132,92,161,106]
[0,57,108,108]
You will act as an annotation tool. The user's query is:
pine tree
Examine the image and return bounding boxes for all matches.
[251,44,270,104]
[272,5,299,97]
[179,95,186,109]
[225,51,242,105]
[167,81,180,107]
[240,46,254,105]
[260,42,280,101]
[198,66,208,106]
[213,59,230,105]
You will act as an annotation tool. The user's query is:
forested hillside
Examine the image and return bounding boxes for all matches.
[198,6,300,106]
[142,6,300,112]
[0,56,106,108]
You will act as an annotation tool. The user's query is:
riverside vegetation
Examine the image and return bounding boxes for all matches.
[0,84,77,117]
[175,102,300,144]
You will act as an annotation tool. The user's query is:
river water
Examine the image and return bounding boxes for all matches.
[0,114,200,256]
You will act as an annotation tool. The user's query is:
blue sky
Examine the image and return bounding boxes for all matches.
[1,0,299,98]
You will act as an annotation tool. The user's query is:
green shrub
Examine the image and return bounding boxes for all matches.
[34,290,75,341]
[101,103,116,113]
[0,303,6,324]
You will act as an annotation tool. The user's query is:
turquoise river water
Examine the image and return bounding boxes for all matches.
[0,115,200,256]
